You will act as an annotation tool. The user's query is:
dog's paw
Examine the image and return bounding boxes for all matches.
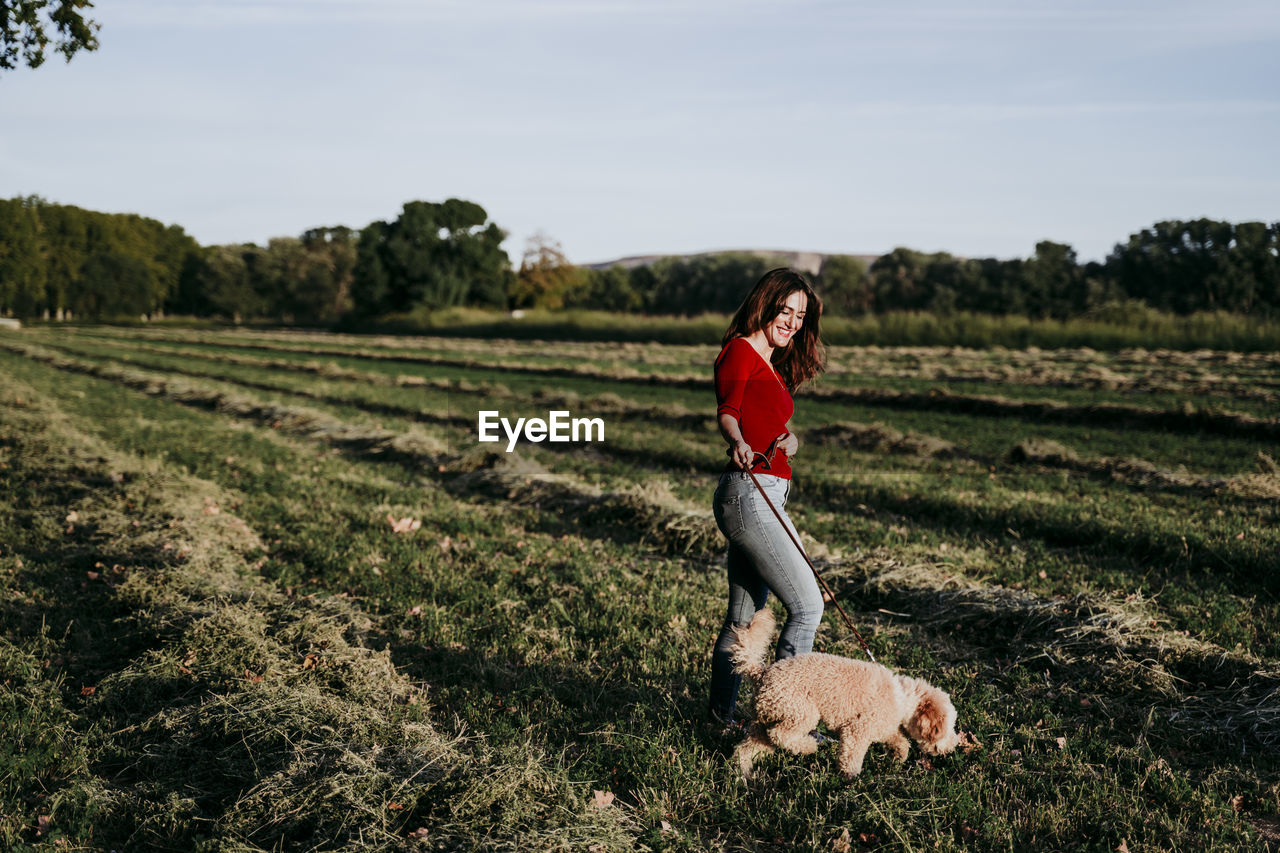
[836,752,867,781]
[733,744,755,781]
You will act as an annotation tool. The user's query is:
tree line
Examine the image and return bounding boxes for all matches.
[0,196,511,323]
[0,196,198,319]
[1,195,1276,322]
[812,223,1280,319]
[559,226,1280,320]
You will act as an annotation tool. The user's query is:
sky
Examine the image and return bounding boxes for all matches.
[2,0,1277,265]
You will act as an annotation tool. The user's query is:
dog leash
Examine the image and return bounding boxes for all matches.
[736,437,877,663]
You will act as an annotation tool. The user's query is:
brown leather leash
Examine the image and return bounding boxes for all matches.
[734,437,876,663]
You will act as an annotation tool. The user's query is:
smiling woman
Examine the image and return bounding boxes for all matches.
[706,267,828,728]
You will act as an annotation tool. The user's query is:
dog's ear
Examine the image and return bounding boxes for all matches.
[912,693,944,741]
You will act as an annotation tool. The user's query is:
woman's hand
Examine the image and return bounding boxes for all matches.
[779,432,799,458]
[728,439,754,470]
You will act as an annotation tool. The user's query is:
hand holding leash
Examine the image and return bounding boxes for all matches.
[728,439,754,471]
[735,435,875,663]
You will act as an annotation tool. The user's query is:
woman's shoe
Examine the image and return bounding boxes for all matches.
[706,709,747,746]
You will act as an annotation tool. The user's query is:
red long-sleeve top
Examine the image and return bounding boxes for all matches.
[714,337,794,479]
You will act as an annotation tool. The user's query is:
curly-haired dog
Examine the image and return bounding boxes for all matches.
[730,608,960,780]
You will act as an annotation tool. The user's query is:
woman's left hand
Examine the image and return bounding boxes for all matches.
[779,432,799,457]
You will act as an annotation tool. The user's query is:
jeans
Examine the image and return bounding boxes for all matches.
[708,470,824,723]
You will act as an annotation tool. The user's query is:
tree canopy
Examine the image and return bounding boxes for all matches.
[350,199,511,317]
[0,196,200,319]
[511,232,583,310]
[1,0,99,70]
[2,197,1277,324]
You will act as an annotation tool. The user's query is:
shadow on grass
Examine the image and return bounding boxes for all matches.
[34,337,1276,607]
[820,563,1280,760]
[47,332,1280,439]
[804,477,1278,601]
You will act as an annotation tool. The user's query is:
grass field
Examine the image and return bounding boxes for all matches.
[2,325,1278,851]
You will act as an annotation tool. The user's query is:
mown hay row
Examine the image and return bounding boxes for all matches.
[806,421,964,460]
[822,364,1280,405]
[41,336,992,474]
[805,421,1277,502]
[2,340,727,559]
[49,335,468,387]
[12,340,1264,596]
[450,449,722,556]
[801,472,1275,600]
[827,344,1280,370]
[806,385,1280,441]
[69,326,1280,374]
[819,344,1280,408]
[72,335,1252,503]
[0,375,639,851]
[55,329,1280,440]
[72,329,699,386]
[41,334,710,427]
[75,327,1280,404]
[1009,438,1280,501]
[830,551,1280,750]
[74,324,716,369]
[11,341,1264,593]
[23,338,756,503]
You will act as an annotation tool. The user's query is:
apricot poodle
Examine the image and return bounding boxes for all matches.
[729,608,960,780]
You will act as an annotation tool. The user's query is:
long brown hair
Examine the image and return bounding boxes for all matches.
[721,268,825,392]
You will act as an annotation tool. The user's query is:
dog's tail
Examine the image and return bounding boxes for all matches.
[729,608,776,683]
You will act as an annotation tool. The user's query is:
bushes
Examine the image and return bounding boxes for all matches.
[348,305,1280,352]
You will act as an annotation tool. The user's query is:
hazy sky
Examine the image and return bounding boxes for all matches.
[3,0,1277,264]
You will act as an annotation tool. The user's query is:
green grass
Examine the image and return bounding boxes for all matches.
[42,304,1280,351]
[30,329,1280,474]
[11,336,1280,651]
[338,306,1280,352]
[0,362,634,851]
[57,322,1280,418]
[2,329,1278,851]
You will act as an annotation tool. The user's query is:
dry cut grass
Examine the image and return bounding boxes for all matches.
[1010,438,1280,501]
[0,376,639,851]
[2,339,729,559]
[828,550,1280,751]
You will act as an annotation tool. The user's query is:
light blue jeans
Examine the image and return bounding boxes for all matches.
[708,470,824,722]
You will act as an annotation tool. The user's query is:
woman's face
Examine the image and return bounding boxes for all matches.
[763,290,807,349]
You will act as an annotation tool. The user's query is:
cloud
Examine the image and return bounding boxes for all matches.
[107,0,750,28]
[832,99,1280,123]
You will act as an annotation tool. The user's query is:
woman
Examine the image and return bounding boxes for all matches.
[709,267,827,727]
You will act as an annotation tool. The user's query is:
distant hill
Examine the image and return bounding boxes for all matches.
[583,249,882,276]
